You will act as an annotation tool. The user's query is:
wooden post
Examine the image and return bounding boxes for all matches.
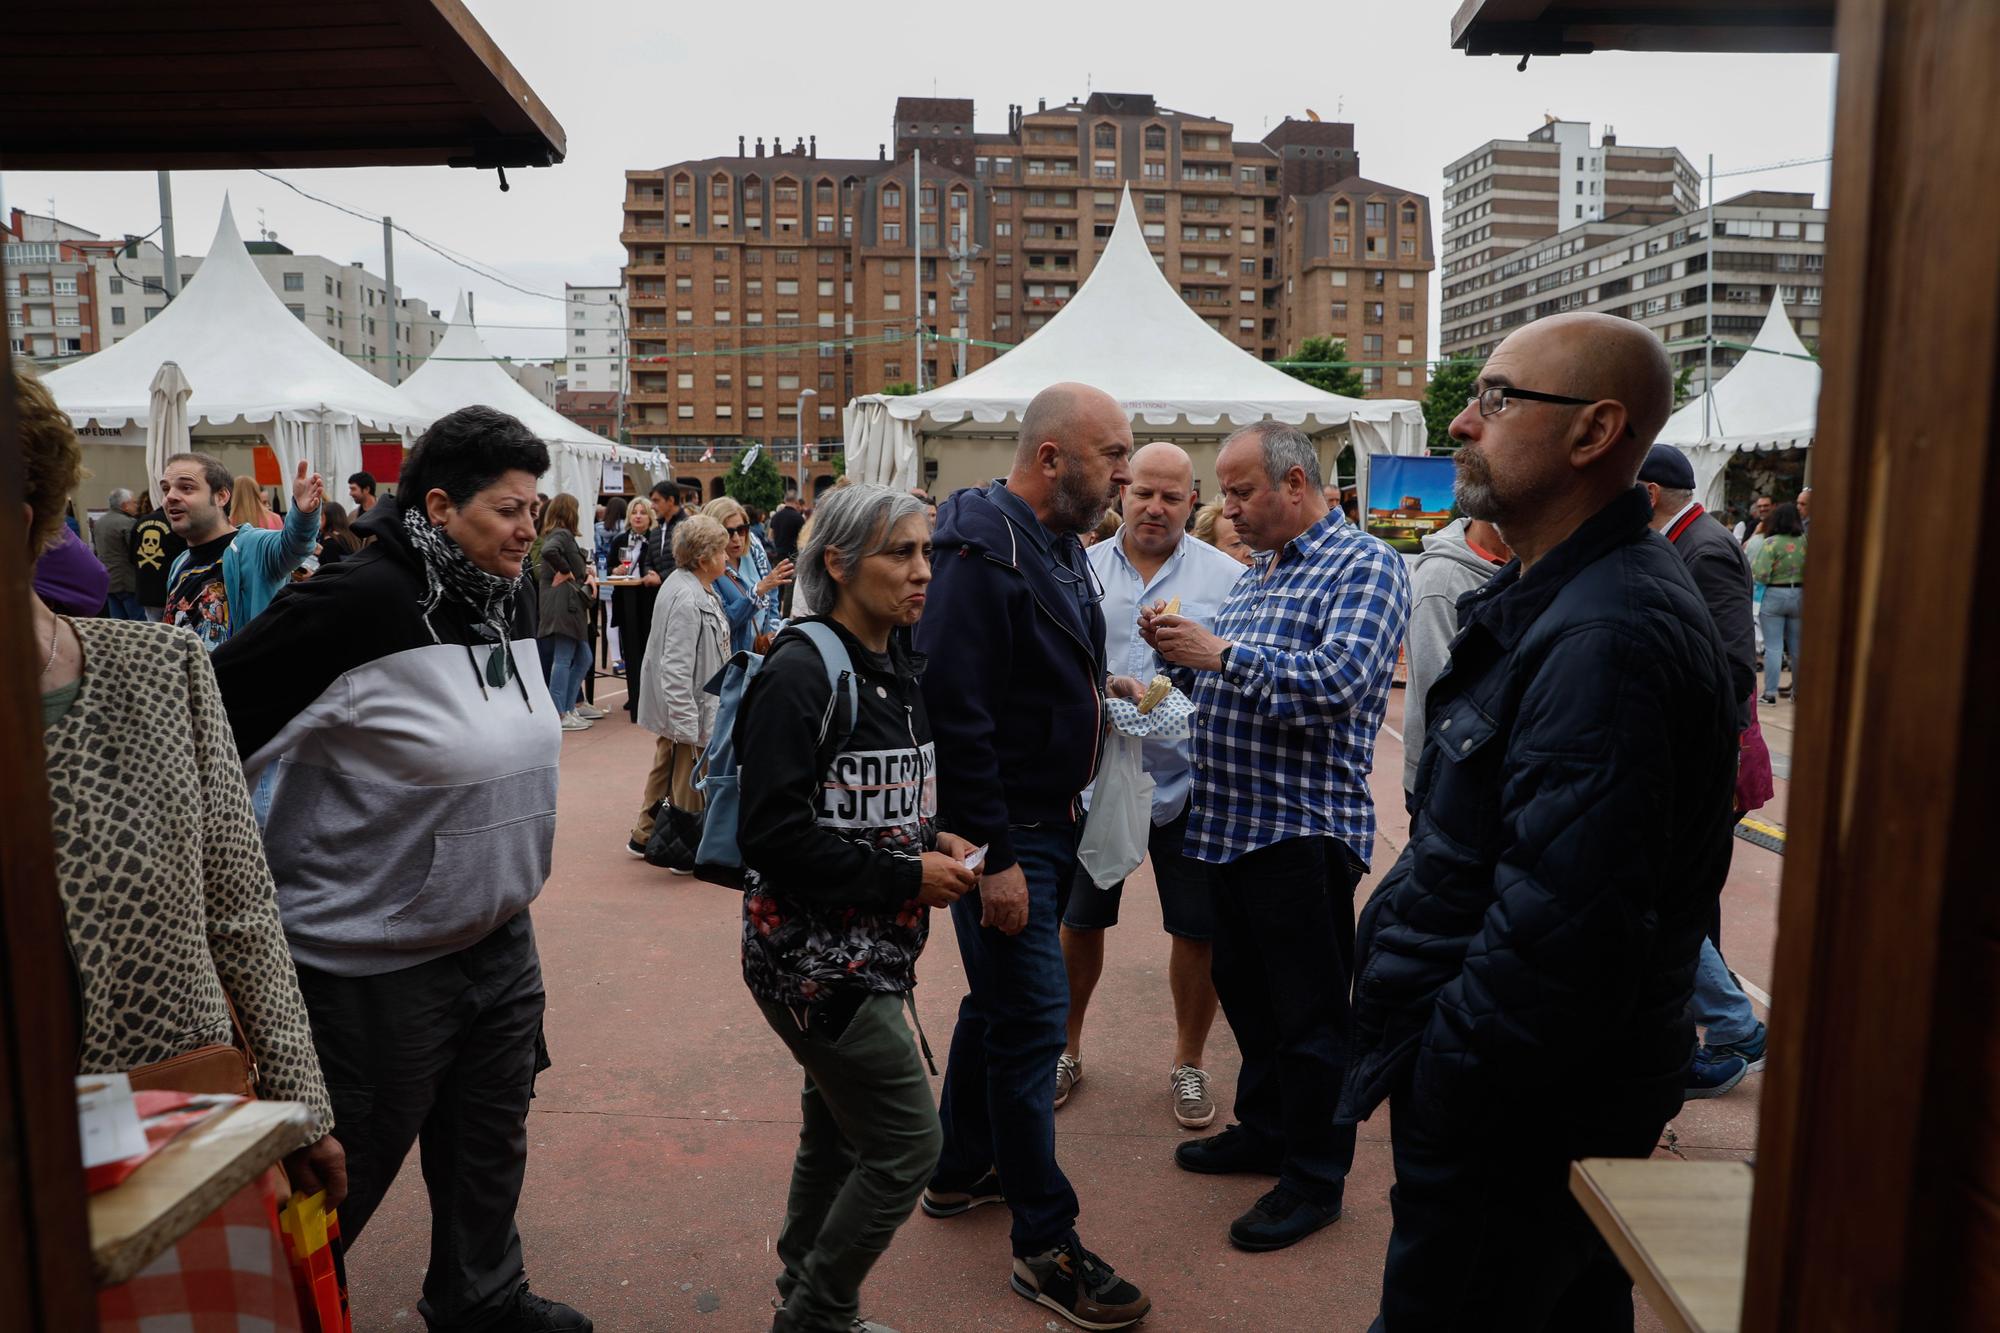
[0,271,98,1327]
[1743,0,2000,1327]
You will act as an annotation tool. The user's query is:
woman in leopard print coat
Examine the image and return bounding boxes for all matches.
[20,364,339,1196]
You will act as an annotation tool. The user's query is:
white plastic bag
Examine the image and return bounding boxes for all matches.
[1076,730,1154,891]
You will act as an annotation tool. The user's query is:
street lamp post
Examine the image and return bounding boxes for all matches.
[795,388,818,499]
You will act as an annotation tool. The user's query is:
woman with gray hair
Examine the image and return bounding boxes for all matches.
[736,483,979,1333]
[628,513,732,865]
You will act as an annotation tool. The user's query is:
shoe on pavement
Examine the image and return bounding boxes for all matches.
[1685,1045,1750,1099]
[1227,1184,1340,1252]
[1713,1019,1767,1073]
[1175,1124,1282,1176]
[1760,692,1778,705]
[485,1280,592,1332]
[574,702,608,720]
[921,1167,1004,1218]
[770,1308,898,1333]
[626,838,647,859]
[1054,1052,1083,1110]
[1170,1064,1215,1129]
[1010,1233,1150,1330]
[559,712,593,732]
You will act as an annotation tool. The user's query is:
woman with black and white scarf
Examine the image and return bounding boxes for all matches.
[212,405,592,1333]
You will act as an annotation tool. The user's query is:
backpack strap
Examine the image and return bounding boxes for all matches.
[793,621,861,756]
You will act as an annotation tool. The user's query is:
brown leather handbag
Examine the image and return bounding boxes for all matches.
[127,996,257,1099]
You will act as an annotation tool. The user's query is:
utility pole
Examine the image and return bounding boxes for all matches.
[382,216,399,383]
[796,388,818,497]
[156,171,180,298]
[1703,153,1714,441]
[612,292,628,445]
[913,148,924,392]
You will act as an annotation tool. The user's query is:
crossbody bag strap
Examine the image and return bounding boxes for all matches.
[794,622,860,755]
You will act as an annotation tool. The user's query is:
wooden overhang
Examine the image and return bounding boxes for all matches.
[1449,0,1835,56]
[3,0,566,171]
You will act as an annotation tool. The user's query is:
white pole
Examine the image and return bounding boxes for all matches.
[382,216,399,384]
[914,148,924,392]
[1704,153,1714,441]
[156,171,180,298]
[796,388,817,497]
[956,200,970,380]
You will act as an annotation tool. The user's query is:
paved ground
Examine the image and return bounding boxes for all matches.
[344,679,1782,1332]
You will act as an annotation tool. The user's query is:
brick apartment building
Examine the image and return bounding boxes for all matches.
[4,209,122,363]
[620,93,1434,454]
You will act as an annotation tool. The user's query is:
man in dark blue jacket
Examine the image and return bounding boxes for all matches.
[915,382,1152,1331]
[1346,315,1739,1331]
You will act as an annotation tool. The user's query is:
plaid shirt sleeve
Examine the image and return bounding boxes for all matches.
[1219,545,1411,723]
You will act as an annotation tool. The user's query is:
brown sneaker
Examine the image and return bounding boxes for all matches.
[1170,1064,1215,1129]
[1011,1233,1150,1330]
[1054,1053,1083,1110]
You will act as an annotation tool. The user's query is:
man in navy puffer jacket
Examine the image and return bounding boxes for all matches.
[1346,314,1739,1332]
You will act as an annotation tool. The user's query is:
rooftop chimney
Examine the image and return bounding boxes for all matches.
[794,137,806,155]
[1037,97,1046,112]
[879,143,886,160]
[738,134,746,155]
[756,136,765,158]
[810,134,817,158]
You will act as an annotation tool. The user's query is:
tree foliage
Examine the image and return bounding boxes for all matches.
[724,442,785,513]
[878,381,918,397]
[1422,358,1483,453]
[1280,337,1365,399]
[1673,364,1696,410]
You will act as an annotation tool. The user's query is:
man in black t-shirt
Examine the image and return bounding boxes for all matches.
[769,491,807,614]
[130,503,188,621]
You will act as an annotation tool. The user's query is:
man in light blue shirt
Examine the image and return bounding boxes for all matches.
[1058,441,1247,1131]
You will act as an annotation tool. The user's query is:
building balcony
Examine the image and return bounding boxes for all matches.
[620,225,668,242]
[626,193,666,211]
[626,390,672,406]
[1022,234,1080,250]
[1178,237,1236,255]
[626,291,669,306]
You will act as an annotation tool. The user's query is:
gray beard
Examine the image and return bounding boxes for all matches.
[1049,466,1109,535]
[1453,450,1504,523]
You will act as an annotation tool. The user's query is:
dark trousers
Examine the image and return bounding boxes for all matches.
[757,993,943,1331]
[1208,835,1361,1207]
[1370,1096,1659,1332]
[293,911,548,1331]
[933,823,1081,1257]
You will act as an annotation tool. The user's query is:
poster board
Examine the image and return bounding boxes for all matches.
[1364,453,1457,555]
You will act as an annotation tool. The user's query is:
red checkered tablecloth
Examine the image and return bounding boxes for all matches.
[99,1167,303,1333]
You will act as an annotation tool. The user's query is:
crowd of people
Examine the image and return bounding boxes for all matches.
[23,303,1796,1333]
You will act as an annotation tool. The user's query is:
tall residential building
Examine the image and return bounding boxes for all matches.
[619,93,1433,452]
[1442,119,1698,277]
[1439,190,1827,391]
[4,209,126,362]
[564,283,626,394]
[86,242,447,384]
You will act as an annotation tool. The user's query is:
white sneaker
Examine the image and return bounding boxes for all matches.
[575,703,608,720]
[560,712,593,731]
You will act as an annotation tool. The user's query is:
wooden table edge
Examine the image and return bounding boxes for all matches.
[1568,1157,1750,1333]
[91,1099,314,1287]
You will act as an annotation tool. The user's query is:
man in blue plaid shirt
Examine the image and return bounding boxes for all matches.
[1144,420,1410,1253]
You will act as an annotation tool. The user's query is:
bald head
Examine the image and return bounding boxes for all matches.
[1130,440,1193,489]
[1016,381,1125,464]
[1526,313,1674,449]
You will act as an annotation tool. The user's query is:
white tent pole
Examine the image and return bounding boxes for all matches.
[1704,153,1714,442]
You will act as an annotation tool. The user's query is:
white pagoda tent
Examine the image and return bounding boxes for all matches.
[844,189,1427,495]
[1659,295,1820,509]
[400,297,659,509]
[44,199,428,487]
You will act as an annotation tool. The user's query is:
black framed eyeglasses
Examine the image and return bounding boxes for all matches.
[1468,385,1635,437]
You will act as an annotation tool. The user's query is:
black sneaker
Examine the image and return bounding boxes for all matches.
[1010,1233,1150,1330]
[1227,1184,1341,1252]
[920,1167,1004,1218]
[626,837,647,858]
[488,1280,592,1332]
[1174,1124,1282,1176]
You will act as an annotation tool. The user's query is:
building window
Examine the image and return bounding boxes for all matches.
[1094,159,1117,178]
[1332,236,1348,254]
[883,223,902,242]
[1401,203,1418,225]
[1397,368,1415,386]
[884,186,901,209]
[1331,302,1347,321]
[1365,202,1386,227]
[1094,124,1116,148]
[1332,270,1348,287]
[1399,303,1415,321]
[883,292,902,311]
[111,307,127,325]
[1334,200,1350,224]
[1399,272,1415,289]
[108,277,125,295]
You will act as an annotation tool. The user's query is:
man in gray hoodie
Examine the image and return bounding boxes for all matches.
[1401,515,1511,800]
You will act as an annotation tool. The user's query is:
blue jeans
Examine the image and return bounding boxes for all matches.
[543,635,592,714]
[103,590,146,620]
[1689,937,1760,1048]
[933,823,1081,1257]
[1759,585,1802,698]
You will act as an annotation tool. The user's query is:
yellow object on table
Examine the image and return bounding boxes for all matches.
[1569,1157,1752,1333]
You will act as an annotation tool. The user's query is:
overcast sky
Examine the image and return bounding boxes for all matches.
[4,1,1836,369]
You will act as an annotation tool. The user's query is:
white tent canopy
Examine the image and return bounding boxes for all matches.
[845,188,1426,490]
[45,198,427,487]
[1659,296,1820,509]
[400,296,618,511]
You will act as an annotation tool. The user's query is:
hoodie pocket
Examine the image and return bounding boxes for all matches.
[388,810,555,952]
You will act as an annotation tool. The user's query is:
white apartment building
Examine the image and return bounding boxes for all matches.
[564,283,625,394]
[91,243,448,385]
[1439,190,1828,393]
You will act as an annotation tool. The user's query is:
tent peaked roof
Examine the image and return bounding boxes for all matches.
[400,294,609,451]
[44,197,427,436]
[1658,295,1819,452]
[880,187,1420,435]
